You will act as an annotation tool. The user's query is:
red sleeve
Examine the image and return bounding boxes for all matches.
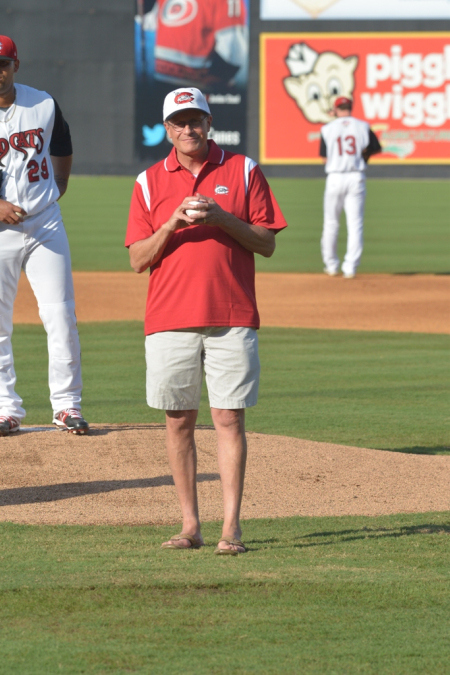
[247,165,288,233]
[125,175,154,248]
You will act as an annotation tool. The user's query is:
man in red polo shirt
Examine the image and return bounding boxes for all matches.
[126,87,287,554]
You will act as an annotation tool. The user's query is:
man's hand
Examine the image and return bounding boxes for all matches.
[182,193,223,226]
[187,192,276,258]
[0,200,27,224]
[167,196,209,231]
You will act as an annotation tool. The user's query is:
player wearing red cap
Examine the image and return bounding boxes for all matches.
[0,36,89,435]
[319,96,381,278]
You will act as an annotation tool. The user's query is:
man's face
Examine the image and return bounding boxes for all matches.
[335,106,352,118]
[164,109,211,157]
[0,58,19,97]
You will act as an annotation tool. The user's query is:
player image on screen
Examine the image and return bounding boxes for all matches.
[137,0,248,89]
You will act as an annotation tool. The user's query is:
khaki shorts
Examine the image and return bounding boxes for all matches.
[145,326,260,410]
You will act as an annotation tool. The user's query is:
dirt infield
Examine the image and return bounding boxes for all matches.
[13,271,450,333]
[6,271,449,526]
[1,425,449,526]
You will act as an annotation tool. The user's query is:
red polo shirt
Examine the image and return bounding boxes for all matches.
[125,140,287,335]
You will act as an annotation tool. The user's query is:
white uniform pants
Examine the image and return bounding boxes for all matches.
[0,202,82,420]
[321,172,366,276]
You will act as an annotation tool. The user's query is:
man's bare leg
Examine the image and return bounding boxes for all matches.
[211,408,247,553]
[161,409,204,548]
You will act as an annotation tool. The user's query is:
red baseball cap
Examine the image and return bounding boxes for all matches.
[0,36,18,61]
[334,96,353,109]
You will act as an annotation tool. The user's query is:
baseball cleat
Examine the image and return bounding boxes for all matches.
[324,268,339,277]
[53,408,89,435]
[0,415,21,436]
[343,272,356,279]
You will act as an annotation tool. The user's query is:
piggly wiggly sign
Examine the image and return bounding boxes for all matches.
[260,33,450,164]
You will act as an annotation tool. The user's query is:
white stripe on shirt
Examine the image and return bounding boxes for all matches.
[137,171,150,210]
[244,156,257,195]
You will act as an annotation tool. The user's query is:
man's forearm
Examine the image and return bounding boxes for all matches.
[50,154,72,198]
[216,212,276,258]
[129,208,276,272]
[129,224,175,273]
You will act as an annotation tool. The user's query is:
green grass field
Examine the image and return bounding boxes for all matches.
[4,177,449,673]
[1,513,449,674]
[61,177,450,274]
[12,323,450,454]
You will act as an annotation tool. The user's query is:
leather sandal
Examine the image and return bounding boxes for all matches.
[214,537,246,556]
[161,534,204,550]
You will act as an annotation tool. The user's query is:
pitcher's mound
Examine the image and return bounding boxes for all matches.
[1,425,449,525]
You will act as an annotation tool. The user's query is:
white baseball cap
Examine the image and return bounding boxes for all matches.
[163,87,211,122]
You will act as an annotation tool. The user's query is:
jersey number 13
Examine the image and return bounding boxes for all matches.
[336,135,356,156]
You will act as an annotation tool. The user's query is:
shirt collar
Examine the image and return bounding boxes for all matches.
[164,140,224,173]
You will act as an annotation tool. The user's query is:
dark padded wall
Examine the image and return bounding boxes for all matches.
[0,0,137,175]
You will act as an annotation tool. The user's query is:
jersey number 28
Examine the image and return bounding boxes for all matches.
[337,135,356,155]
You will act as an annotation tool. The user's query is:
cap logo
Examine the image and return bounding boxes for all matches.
[174,92,195,105]
[0,38,17,59]
[161,0,198,28]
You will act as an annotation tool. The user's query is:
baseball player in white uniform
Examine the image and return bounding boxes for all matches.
[0,35,89,436]
[320,96,381,278]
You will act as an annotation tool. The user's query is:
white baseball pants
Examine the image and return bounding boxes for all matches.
[0,202,82,421]
[321,172,366,276]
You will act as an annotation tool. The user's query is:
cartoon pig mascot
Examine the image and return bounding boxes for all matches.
[284,43,358,124]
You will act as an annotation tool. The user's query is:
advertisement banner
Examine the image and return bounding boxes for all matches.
[260,0,450,20]
[260,33,450,164]
[135,0,249,162]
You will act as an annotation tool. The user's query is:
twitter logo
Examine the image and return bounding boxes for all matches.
[142,124,166,146]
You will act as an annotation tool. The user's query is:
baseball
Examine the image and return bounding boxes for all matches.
[14,212,23,218]
[186,200,205,218]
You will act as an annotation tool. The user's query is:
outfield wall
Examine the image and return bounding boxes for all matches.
[1,0,138,176]
[2,1,450,177]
